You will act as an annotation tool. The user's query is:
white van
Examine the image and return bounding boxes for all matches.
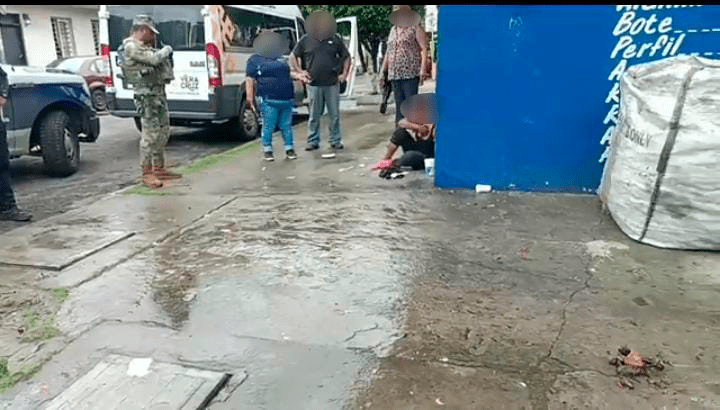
[99,5,358,139]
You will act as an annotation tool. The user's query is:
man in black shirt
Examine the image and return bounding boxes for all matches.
[291,10,351,154]
[0,66,31,221]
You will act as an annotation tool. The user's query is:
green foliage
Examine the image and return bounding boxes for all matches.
[52,288,69,304]
[0,358,41,393]
[302,5,424,40]
[0,358,7,379]
[22,310,59,343]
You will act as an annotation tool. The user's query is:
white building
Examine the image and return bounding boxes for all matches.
[425,5,438,33]
[0,5,100,67]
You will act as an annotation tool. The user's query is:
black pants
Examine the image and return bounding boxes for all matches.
[390,128,434,170]
[0,123,16,211]
[391,77,420,124]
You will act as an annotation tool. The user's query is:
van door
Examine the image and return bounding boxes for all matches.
[105,6,209,111]
[335,16,358,98]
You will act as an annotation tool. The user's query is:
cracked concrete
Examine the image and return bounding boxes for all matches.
[1,103,720,409]
[354,194,720,410]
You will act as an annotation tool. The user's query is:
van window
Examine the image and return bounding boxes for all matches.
[225,7,297,55]
[296,18,306,39]
[225,7,263,49]
[108,5,205,52]
[264,14,297,53]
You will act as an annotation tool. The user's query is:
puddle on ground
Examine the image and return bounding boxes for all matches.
[144,193,428,352]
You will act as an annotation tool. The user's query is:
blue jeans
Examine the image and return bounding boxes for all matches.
[391,77,420,125]
[259,97,294,153]
[307,84,341,147]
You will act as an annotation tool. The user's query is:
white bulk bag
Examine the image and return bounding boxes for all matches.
[599,55,720,250]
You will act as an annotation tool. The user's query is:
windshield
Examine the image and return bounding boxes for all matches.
[48,58,86,73]
[108,5,205,52]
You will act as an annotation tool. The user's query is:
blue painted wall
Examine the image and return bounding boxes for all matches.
[435,5,720,192]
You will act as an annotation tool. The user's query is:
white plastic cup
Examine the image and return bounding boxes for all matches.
[424,158,435,176]
[475,184,492,193]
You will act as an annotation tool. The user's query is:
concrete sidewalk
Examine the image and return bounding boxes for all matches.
[0,106,719,409]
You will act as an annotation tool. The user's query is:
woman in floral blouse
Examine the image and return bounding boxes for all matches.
[381,5,430,126]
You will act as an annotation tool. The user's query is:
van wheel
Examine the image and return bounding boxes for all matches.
[39,110,80,177]
[134,117,142,132]
[239,99,259,140]
[92,89,107,111]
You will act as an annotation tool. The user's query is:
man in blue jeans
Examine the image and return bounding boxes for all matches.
[291,10,351,156]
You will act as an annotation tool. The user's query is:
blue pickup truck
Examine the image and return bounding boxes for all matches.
[3,64,100,177]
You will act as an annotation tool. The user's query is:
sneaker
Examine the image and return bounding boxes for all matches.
[331,142,344,150]
[264,152,275,162]
[305,144,319,151]
[286,149,298,160]
[0,207,32,222]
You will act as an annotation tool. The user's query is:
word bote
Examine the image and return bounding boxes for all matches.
[599,6,700,164]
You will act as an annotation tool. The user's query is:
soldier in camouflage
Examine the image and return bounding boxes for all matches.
[121,15,179,189]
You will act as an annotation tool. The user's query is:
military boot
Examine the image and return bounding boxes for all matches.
[142,166,163,189]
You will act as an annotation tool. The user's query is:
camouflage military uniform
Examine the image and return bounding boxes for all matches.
[121,36,173,169]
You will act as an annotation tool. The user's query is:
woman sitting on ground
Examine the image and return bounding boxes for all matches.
[380,93,437,172]
[382,120,435,171]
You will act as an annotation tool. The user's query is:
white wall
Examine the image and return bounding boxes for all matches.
[425,5,438,33]
[3,5,99,67]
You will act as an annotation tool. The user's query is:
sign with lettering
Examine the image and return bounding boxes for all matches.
[600,5,708,166]
[436,5,720,192]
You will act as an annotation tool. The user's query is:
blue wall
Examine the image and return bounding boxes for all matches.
[436,5,720,192]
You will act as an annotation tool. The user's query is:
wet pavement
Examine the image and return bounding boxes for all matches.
[0,114,265,236]
[2,92,720,409]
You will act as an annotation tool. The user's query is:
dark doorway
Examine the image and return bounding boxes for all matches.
[0,14,27,65]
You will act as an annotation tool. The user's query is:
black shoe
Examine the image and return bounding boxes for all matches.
[286,149,298,160]
[331,143,344,150]
[305,144,319,151]
[263,152,275,162]
[0,207,32,222]
[380,102,388,114]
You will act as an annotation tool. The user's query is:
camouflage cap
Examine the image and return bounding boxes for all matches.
[132,15,159,34]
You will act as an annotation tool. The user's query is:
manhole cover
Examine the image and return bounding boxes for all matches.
[44,355,231,410]
[0,227,134,270]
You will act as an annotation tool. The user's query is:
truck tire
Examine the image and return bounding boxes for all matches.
[39,110,80,177]
[92,89,107,111]
[239,98,260,140]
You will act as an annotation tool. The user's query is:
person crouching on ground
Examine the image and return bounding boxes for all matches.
[380,93,437,173]
[246,31,308,161]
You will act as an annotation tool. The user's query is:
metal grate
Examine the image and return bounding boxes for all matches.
[91,19,100,55]
[51,17,76,59]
